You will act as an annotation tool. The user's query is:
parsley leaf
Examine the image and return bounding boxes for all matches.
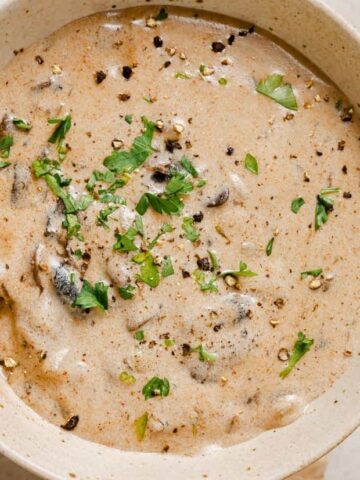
[0,161,11,169]
[135,253,160,288]
[266,237,274,256]
[73,280,108,311]
[32,158,61,177]
[148,223,174,250]
[256,74,298,111]
[165,172,193,196]
[96,206,118,228]
[174,72,192,80]
[244,153,259,175]
[125,114,133,125]
[99,191,126,204]
[119,284,136,300]
[180,156,198,177]
[161,256,174,277]
[13,117,32,131]
[142,377,170,400]
[113,226,139,253]
[182,216,200,242]
[191,345,217,362]
[300,268,323,280]
[0,135,13,159]
[221,261,257,278]
[315,187,340,230]
[192,269,218,293]
[136,192,184,216]
[280,332,314,379]
[48,114,72,160]
[291,197,305,214]
[134,330,145,341]
[155,7,168,21]
[134,412,148,442]
[63,214,82,240]
[103,117,155,174]
[119,371,136,384]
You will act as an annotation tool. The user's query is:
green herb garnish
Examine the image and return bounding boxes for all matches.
[182,217,200,242]
[134,412,148,442]
[113,225,139,253]
[0,135,13,159]
[221,261,257,278]
[315,187,340,230]
[174,72,192,80]
[256,74,298,111]
[148,223,174,250]
[300,268,323,280]
[218,77,228,86]
[135,253,160,288]
[161,256,174,277]
[119,284,136,300]
[164,338,175,348]
[103,117,155,174]
[13,117,32,131]
[48,114,72,160]
[191,345,217,362]
[134,330,145,341]
[0,161,11,169]
[125,114,133,125]
[96,206,118,228]
[180,156,198,177]
[119,371,136,384]
[266,237,274,256]
[142,377,170,400]
[244,153,259,175]
[155,7,168,21]
[291,197,305,214]
[280,332,314,379]
[192,270,218,293]
[73,280,108,311]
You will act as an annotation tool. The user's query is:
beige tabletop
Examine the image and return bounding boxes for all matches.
[0,0,359,478]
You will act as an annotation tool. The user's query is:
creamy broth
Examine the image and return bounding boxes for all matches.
[0,6,359,455]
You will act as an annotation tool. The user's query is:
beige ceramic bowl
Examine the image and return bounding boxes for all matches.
[1,1,360,479]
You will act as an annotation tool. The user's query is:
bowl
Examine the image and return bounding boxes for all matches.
[1,1,360,479]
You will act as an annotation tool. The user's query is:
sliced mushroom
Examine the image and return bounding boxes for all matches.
[0,113,13,136]
[11,163,30,206]
[206,187,229,207]
[45,200,65,238]
[53,264,79,304]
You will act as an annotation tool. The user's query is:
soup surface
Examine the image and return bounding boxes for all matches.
[0,6,359,455]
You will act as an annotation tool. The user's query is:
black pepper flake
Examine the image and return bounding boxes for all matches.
[182,270,190,278]
[165,139,182,152]
[182,343,191,356]
[163,60,171,68]
[197,257,211,271]
[35,55,44,65]
[226,146,234,156]
[338,140,346,151]
[61,415,79,431]
[193,211,204,223]
[153,36,163,48]
[239,26,255,36]
[212,41,226,53]
[342,165,348,174]
[343,192,352,199]
[315,150,323,156]
[151,171,170,183]
[95,70,107,84]
[340,107,353,122]
[118,93,131,102]
[227,34,235,46]
[122,66,133,80]
[213,323,223,332]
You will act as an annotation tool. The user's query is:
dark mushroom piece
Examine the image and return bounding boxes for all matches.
[206,187,229,207]
[53,264,79,304]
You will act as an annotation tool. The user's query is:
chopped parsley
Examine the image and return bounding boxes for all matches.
[98,191,126,204]
[142,377,170,400]
[300,268,323,280]
[280,332,314,379]
[73,280,109,311]
[155,7,168,21]
[256,74,298,111]
[124,114,133,125]
[134,253,160,288]
[148,223,174,250]
[266,237,274,256]
[134,330,145,341]
[244,153,258,174]
[96,206,118,228]
[174,72,192,80]
[182,216,200,242]
[218,77,228,86]
[191,345,217,362]
[192,269,218,293]
[291,197,305,214]
[134,412,148,442]
[161,256,174,278]
[13,117,32,131]
[221,261,257,278]
[119,371,136,384]
[103,117,155,174]
[113,225,139,253]
[315,187,340,230]
[48,114,72,160]
[119,284,136,300]
[0,161,11,169]
[0,135,13,159]
[180,156,198,177]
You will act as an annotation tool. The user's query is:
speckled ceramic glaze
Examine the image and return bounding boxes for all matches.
[0,1,360,479]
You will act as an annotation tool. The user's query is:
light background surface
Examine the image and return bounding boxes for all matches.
[0,0,359,478]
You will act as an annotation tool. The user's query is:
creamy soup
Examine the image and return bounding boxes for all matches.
[0,6,359,455]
